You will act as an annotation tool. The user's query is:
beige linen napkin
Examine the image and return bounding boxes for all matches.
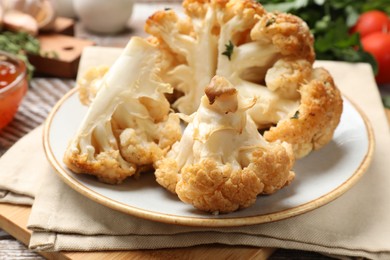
[0,61,386,259]
[0,126,45,205]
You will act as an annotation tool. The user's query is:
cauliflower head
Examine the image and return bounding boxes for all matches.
[63,37,181,184]
[145,0,342,158]
[154,76,295,214]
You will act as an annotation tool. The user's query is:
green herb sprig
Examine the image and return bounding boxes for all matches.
[0,31,40,79]
[222,40,234,60]
[291,110,300,119]
[265,17,276,27]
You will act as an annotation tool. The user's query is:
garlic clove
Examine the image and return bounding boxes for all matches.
[2,0,56,32]
[3,10,39,36]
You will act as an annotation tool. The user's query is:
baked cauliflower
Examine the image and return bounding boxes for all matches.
[63,37,181,184]
[263,64,343,158]
[62,0,344,214]
[154,76,295,214]
[145,0,343,158]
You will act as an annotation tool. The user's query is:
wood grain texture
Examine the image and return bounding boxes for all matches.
[0,204,275,260]
[0,206,44,260]
[0,239,43,259]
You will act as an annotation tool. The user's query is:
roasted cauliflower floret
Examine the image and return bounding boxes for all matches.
[265,58,311,99]
[77,65,109,106]
[250,11,315,61]
[154,76,295,213]
[64,37,181,184]
[264,67,343,158]
[145,0,342,159]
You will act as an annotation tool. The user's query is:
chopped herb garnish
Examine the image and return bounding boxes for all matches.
[291,110,300,119]
[164,7,171,11]
[222,40,234,61]
[265,17,276,27]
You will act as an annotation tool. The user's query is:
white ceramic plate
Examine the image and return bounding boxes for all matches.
[44,88,374,227]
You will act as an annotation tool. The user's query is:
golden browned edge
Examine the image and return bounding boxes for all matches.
[43,88,375,228]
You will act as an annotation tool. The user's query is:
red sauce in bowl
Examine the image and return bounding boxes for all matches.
[0,52,28,129]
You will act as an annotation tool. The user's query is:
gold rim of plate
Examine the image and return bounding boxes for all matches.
[43,87,375,227]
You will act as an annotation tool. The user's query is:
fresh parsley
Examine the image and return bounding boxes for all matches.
[222,40,234,61]
[260,0,390,75]
[0,31,40,79]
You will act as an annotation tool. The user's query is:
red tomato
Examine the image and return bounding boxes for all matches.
[351,10,390,38]
[361,32,390,84]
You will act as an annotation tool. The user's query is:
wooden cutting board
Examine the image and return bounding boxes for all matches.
[27,16,95,78]
[28,34,95,78]
[0,204,275,260]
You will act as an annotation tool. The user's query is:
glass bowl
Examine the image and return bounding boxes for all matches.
[0,51,28,129]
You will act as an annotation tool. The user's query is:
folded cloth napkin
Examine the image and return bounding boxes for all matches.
[0,126,44,205]
[0,61,389,259]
